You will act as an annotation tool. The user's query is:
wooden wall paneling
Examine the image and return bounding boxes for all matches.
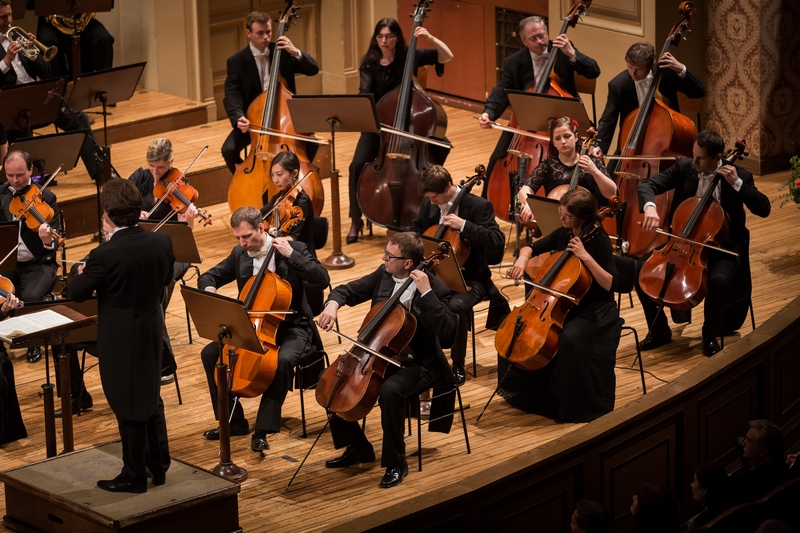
[210,19,247,121]
[772,330,800,425]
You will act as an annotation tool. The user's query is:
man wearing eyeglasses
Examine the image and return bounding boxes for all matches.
[317,232,458,488]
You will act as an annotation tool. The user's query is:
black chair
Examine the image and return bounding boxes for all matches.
[294,349,329,438]
[613,255,646,394]
[700,502,763,532]
[179,265,201,344]
[313,216,342,343]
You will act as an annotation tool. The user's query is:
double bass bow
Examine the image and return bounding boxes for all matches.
[357,0,450,229]
[638,140,746,312]
[602,1,698,258]
[485,0,592,223]
[227,0,324,217]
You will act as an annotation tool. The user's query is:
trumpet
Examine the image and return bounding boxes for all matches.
[3,27,58,61]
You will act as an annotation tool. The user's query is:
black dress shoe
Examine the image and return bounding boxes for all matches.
[346,218,364,244]
[97,476,146,494]
[452,364,466,386]
[637,331,672,351]
[203,422,250,440]
[251,435,269,452]
[703,337,721,357]
[151,474,166,486]
[379,461,409,488]
[26,347,42,363]
[325,444,376,468]
[55,396,93,418]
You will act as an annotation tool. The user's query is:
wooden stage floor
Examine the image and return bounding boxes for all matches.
[2,106,800,532]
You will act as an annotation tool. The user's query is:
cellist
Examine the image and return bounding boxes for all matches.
[635,130,770,356]
[594,41,704,158]
[478,16,600,195]
[505,188,620,422]
[221,11,320,174]
[198,206,329,452]
[317,233,457,488]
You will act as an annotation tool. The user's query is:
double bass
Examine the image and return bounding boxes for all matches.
[602,1,698,257]
[638,140,746,311]
[357,0,449,229]
[226,0,324,217]
[485,0,592,223]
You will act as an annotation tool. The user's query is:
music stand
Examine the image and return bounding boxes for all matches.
[506,91,592,135]
[6,131,86,185]
[0,80,62,136]
[0,221,20,271]
[139,221,202,264]
[3,305,96,457]
[526,195,563,236]
[9,0,25,18]
[181,285,265,482]
[287,95,381,270]
[417,234,469,294]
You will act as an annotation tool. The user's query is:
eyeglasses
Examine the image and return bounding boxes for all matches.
[376,33,397,41]
[557,208,574,221]
[383,246,408,261]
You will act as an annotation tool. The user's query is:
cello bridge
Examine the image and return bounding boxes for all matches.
[387,152,411,160]
[256,151,275,163]
[507,149,534,158]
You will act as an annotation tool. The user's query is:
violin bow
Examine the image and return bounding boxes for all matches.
[148,145,209,218]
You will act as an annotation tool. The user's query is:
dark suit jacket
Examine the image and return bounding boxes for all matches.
[0,182,60,262]
[410,192,505,287]
[67,226,174,421]
[198,240,329,329]
[222,44,320,127]
[637,158,770,250]
[483,44,600,121]
[0,42,50,87]
[730,459,789,504]
[596,67,705,154]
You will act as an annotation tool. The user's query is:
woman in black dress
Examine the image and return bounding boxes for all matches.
[346,17,453,243]
[260,151,315,256]
[501,187,620,422]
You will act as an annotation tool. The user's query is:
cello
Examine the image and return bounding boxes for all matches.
[357,0,449,229]
[315,248,447,421]
[602,1,698,258]
[485,0,592,223]
[226,0,324,217]
[638,140,746,311]
[217,209,302,398]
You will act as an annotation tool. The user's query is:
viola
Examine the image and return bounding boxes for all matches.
[217,211,302,398]
[227,0,325,218]
[601,1,697,258]
[8,170,65,246]
[485,0,592,223]
[0,275,21,308]
[151,167,212,226]
[357,0,449,229]
[422,165,485,268]
[315,248,448,421]
[638,140,746,311]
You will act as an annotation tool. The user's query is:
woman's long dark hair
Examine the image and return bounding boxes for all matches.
[361,18,407,68]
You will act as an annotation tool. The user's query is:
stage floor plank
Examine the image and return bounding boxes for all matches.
[3,104,800,532]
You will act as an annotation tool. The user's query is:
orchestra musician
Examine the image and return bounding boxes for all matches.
[409,165,508,385]
[504,188,620,422]
[0,291,25,446]
[198,206,329,452]
[317,232,458,488]
[478,15,600,194]
[260,151,315,255]
[517,117,617,225]
[594,41,705,158]
[68,179,174,493]
[0,150,60,364]
[635,130,770,356]
[346,17,453,243]
[221,10,320,175]
[0,0,105,184]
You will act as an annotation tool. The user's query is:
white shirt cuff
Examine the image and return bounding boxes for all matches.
[679,65,687,78]
[643,201,657,211]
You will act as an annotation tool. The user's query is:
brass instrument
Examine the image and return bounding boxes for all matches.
[46,13,95,34]
[3,27,57,61]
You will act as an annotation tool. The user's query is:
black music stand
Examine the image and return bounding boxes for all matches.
[6,131,85,185]
[287,95,381,270]
[181,285,265,483]
[139,221,202,264]
[1,305,96,457]
[506,91,592,135]
[0,221,20,271]
[34,0,115,81]
[0,80,62,137]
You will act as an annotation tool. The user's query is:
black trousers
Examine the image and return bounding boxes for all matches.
[447,280,488,366]
[0,348,27,445]
[634,249,740,339]
[0,260,57,302]
[116,398,170,489]
[35,17,114,78]
[328,361,441,468]
[201,324,313,433]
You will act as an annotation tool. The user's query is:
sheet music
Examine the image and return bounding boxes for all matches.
[0,310,73,342]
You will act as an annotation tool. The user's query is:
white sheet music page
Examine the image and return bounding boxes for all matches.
[0,310,73,343]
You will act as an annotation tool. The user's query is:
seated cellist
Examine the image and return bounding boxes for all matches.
[198,206,329,452]
[505,188,620,422]
[317,232,458,488]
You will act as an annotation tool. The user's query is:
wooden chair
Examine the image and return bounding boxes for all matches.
[760,477,800,528]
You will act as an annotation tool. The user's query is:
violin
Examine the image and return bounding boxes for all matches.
[315,247,448,421]
[601,1,697,258]
[0,275,22,308]
[151,167,212,226]
[638,140,746,311]
[8,168,65,246]
[422,165,485,268]
[485,0,592,223]
[217,210,303,398]
[261,169,312,227]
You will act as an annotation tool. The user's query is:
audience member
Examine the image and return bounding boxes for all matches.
[571,499,611,533]
[756,519,796,533]
[631,484,678,533]
[681,464,731,530]
[731,419,789,503]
